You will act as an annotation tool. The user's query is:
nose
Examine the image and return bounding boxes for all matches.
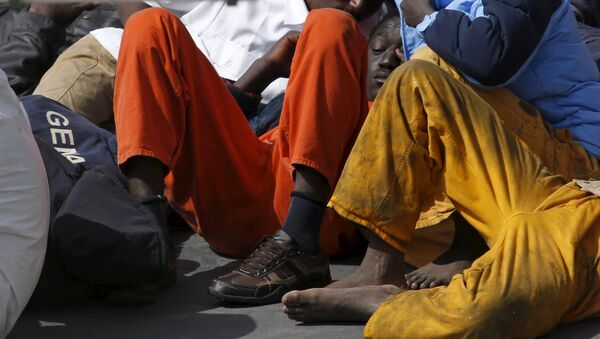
[378,48,401,69]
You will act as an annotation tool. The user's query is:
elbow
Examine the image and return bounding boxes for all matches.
[465,63,515,87]
[458,48,528,86]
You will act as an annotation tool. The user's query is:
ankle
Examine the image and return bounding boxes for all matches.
[123,156,167,197]
[281,194,325,255]
[137,195,168,227]
[129,177,161,197]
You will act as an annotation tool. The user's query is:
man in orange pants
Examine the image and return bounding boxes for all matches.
[114,7,370,304]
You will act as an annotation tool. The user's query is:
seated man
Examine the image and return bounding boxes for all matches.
[363,12,466,272]
[280,0,600,335]
[34,0,386,132]
[339,0,600,291]
[365,10,488,285]
[0,69,50,336]
[114,6,372,305]
[282,57,600,338]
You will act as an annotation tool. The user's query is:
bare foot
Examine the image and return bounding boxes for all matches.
[404,252,473,289]
[282,285,401,323]
[328,230,407,288]
[405,213,487,290]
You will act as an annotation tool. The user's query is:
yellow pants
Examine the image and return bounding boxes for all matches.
[329,59,600,337]
[394,48,600,267]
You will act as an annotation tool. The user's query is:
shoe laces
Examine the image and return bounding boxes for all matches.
[240,237,300,276]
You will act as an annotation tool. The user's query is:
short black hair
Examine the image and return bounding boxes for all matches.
[369,13,400,41]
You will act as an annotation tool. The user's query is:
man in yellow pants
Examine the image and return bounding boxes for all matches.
[281,57,600,337]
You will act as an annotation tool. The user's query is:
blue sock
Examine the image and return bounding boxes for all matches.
[281,194,325,255]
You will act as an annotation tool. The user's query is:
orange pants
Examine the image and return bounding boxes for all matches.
[114,8,369,257]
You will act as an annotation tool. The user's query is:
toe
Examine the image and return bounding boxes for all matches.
[410,276,427,290]
[286,311,306,321]
[405,273,420,285]
[405,270,417,280]
[282,290,301,307]
[419,279,431,290]
[430,277,447,288]
[421,277,435,289]
[283,305,303,314]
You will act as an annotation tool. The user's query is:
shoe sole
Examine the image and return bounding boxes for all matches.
[207,274,332,305]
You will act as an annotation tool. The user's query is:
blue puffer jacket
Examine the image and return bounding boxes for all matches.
[398,0,600,158]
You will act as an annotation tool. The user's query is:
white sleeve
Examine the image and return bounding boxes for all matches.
[0,69,50,338]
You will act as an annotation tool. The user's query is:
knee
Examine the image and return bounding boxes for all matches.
[122,7,188,58]
[303,8,364,46]
[370,60,443,106]
[126,8,178,32]
[378,60,457,112]
[389,60,447,87]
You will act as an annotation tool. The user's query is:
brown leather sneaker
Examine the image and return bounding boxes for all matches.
[208,233,331,305]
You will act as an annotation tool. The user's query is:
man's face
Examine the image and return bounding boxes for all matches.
[367,16,404,101]
[305,0,383,21]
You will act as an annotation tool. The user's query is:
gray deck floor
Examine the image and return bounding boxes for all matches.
[9,230,600,339]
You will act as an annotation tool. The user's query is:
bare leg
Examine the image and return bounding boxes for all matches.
[282,285,402,323]
[123,155,171,228]
[125,156,167,197]
[405,213,487,289]
[106,155,176,305]
[328,230,407,288]
[294,165,330,201]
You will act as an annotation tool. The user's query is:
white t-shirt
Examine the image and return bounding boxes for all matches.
[0,69,50,337]
[92,0,309,101]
